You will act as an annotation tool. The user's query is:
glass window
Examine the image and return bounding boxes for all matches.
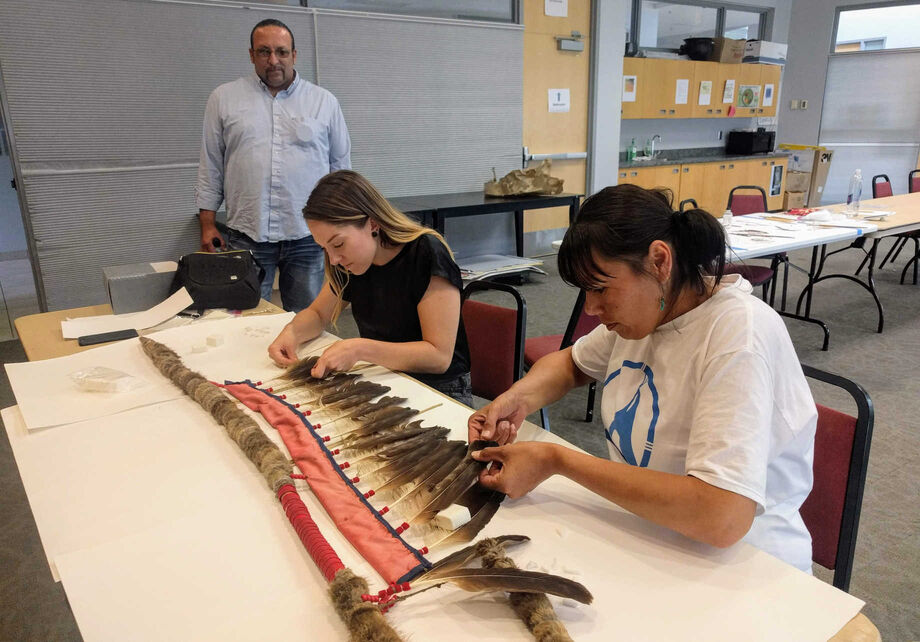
[835,4,920,52]
[638,1,717,49]
[305,0,516,23]
[724,9,761,41]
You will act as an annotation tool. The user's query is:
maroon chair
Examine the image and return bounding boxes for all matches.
[723,185,778,301]
[877,171,920,280]
[523,290,601,430]
[461,280,526,402]
[800,365,873,592]
[871,174,892,198]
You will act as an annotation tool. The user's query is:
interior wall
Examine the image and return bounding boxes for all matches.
[777,0,868,146]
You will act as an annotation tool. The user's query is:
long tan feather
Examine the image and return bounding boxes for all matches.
[429,491,505,550]
[410,568,593,604]
[421,534,529,580]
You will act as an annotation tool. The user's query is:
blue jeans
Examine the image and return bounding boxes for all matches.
[227,229,325,312]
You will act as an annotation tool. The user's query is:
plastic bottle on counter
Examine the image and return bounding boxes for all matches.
[846,169,863,215]
[627,138,637,162]
[722,209,733,227]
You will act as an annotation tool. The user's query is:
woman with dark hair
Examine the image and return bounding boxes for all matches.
[268,170,472,405]
[468,184,817,571]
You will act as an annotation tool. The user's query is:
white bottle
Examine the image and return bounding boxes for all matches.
[722,209,733,227]
[847,169,863,214]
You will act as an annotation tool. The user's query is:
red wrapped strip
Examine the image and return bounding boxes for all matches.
[276,483,344,582]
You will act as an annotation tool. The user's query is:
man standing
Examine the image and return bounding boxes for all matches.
[196,18,351,311]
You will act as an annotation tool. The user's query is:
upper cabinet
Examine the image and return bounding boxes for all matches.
[622,59,782,120]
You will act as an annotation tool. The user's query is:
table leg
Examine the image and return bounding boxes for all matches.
[778,246,831,351]
[795,238,885,334]
[514,209,524,257]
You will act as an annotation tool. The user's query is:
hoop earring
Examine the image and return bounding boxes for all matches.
[371,230,378,238]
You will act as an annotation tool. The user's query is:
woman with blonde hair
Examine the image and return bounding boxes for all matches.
[268,170,472,404]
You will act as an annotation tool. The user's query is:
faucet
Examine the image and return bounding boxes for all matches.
[650,134,662,159]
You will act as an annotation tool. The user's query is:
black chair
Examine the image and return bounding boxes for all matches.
[723,185,779,302]
[678,198,698,211]
[523,290,601,430]
[870,174,892,198]
[800,365,874,592]
[461,280,526,402]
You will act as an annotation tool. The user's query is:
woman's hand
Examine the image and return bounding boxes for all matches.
[268,323,302,366]
[311,339,367,378]
[467,389,529,445]
[471,442,559,499]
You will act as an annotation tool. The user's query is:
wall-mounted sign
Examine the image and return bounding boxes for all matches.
[548,88,570,113]
[545,0,567,17]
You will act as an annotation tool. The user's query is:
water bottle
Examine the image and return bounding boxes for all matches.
[722,209,733,227]
[627,138,637,162]
[847,169,863,214]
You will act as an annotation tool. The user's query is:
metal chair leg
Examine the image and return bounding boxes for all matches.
[878,236,906,269]
[539,407,551,431]
[585,382,596,422]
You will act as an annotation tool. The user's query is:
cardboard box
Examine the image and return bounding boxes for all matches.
[743,40,787,65]
[104,261,177,314]
[783,191,807,210]
[709,37,746,64]
[778,145,834,206]
[786,170,812,192]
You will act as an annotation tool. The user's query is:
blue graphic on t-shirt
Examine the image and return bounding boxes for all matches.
[603,360,659,467]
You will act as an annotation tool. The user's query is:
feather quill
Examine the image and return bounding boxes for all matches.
[420,534,529,580]
[281,356,320,382]
[409,568,593,605]
[429,492,505,549]
[408,440,496,524]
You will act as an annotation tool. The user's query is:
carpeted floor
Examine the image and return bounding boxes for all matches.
[1,241,918,640]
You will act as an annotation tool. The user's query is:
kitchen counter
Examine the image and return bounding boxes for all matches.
[619,147,789,169]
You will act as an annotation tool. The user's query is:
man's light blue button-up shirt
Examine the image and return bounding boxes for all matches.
[196,72,351,242]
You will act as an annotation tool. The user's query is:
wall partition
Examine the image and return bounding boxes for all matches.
[0,0,522,310]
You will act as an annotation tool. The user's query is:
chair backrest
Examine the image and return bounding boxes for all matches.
[799,365,874,592]
[909,169,920,194]
[871,174,892,198]
[727,185,768,215]
[461,280,526,400]
[559,289,602,349]
[679,198,698,212]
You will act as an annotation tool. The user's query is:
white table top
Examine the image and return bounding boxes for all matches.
[551,215,876,263]
[2,317,865,641]
[726,214,876,261]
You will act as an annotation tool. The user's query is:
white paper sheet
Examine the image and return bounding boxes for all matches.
[4,320,866,640]
[6,313,295,430]
[61,288,194,338]
[698,80,712,105]
[544,0,567,17]
[623,75,637,102]
[723,78,736,103]
[675,78,689,105]
[763,83,775,107]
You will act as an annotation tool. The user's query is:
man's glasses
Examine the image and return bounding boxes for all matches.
[253,47,292,60]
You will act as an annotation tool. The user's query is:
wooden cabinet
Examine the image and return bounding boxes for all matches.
[618,165,682,194]
[622,59,781,120]
[735,63,763,118]
[690,62,727,119]
[677,163,705,208]
[759,64,781,117]
[619,156,788,214]
[621,57,647,120]
[647,59,693,119]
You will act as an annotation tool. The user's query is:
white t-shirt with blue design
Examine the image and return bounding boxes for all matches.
[571,274,816,572]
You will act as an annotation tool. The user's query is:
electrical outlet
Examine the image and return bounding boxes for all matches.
[790,99,800,110]
[800,99,808,110]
